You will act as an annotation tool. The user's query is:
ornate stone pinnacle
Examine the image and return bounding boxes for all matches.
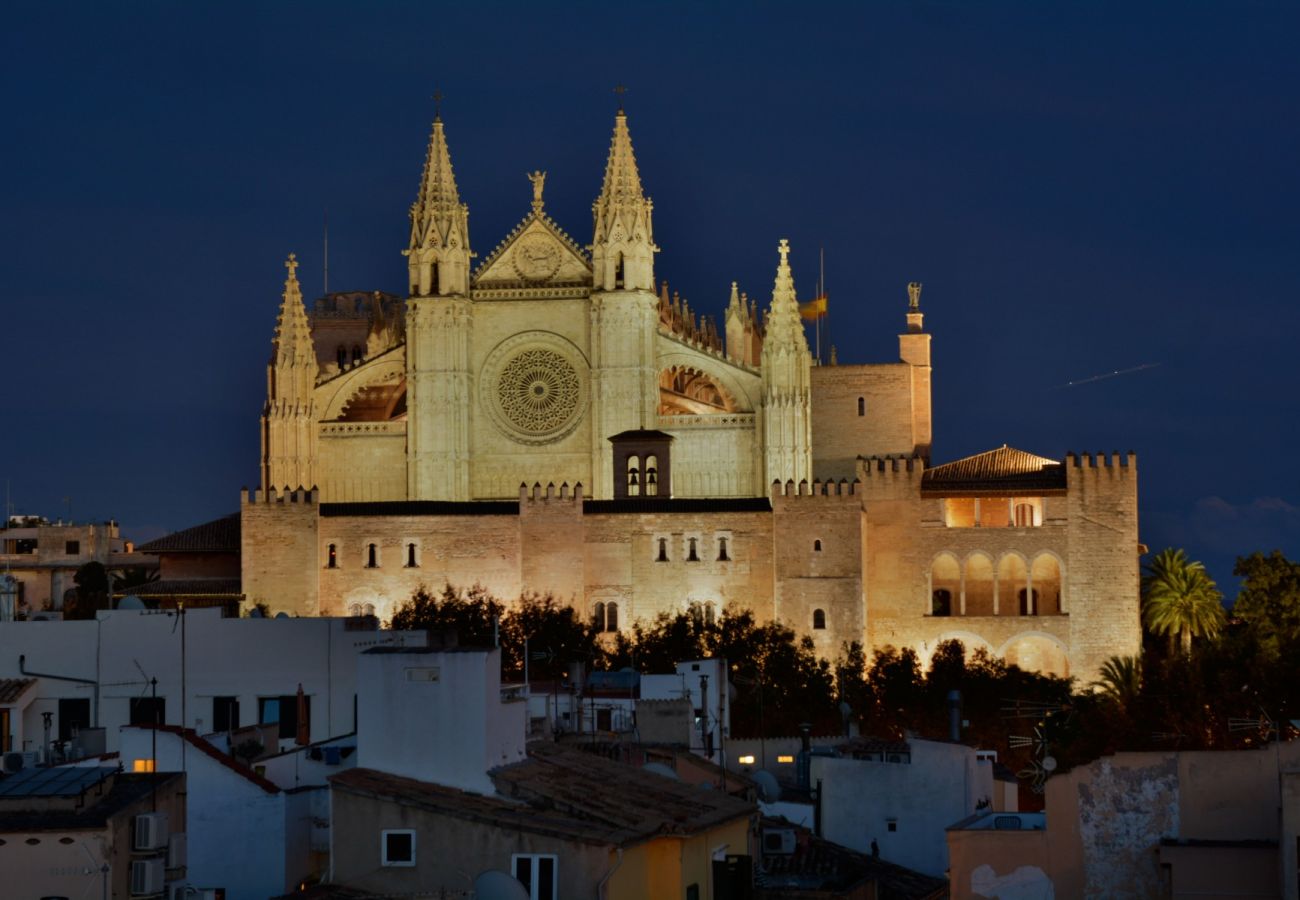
[778,238,790,263]
[285,253,299,280]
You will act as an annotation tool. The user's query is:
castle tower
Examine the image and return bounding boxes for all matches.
[405,112,474,500]
[261,253,319,492]
[898,281,933,461]
[589,108,660,498]
[760,240,813,486]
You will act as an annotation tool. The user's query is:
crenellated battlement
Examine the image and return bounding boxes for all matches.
[857,455,926,479]
[518,481,585,504]
[241,486,320,505]
[770,478,860,499]
[1064,451,1137,472]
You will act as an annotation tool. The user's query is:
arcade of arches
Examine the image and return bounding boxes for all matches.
[929,551,1062,617]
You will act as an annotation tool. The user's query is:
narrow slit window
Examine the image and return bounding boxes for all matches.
[606,601,618,632]
[352,345,363,365]
[717,537,730,561]
[656,537,669,562]
[336,346,347,370]
[327,544,337,568]
[366,543,377,568]
[687,537,699,562]
[406,543,417,568]
[857,397,865,416]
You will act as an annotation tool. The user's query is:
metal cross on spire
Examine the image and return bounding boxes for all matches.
[285,252,299,280]
[433,89,443,121]
[614,83,627,112]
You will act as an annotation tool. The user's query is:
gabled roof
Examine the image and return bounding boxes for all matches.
[332,742,754,849]
[137,513,240,554]
[921,445,1066,496]
[126,724,279,794]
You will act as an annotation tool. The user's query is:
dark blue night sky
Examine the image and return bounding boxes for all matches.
[5,2,1297,594]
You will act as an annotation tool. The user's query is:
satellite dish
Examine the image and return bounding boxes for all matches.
[642,762,679,781]
[1042,756,1058,772]
[274,612,289,619]
[117,596,145,610]
[752,769,782,803]
[474,870,530,900]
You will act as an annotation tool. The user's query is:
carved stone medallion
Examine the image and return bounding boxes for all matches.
[512,233,562,281]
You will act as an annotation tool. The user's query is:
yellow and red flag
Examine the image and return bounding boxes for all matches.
[799,294,828,320]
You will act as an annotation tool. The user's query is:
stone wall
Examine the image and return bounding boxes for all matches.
[240,488,319,615]
[811,364,924,480]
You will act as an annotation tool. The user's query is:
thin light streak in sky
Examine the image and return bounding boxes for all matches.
[1054,363,1161,389]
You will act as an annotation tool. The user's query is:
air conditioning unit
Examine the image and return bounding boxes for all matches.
[134,812,169,851]
[130,858,165,896]
[167,833,186,869]
[761,828,796,855]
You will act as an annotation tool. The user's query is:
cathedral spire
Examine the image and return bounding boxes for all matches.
[272,253,317,372]
[405,112,471,296]
[262,253,319,493]
[764,239,809,352]
[590,109,656,292]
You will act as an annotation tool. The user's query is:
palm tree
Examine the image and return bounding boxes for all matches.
[1094,655,1142,709]
[1141,548,1225,655]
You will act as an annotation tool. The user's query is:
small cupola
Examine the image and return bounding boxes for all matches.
[609,429,674,499]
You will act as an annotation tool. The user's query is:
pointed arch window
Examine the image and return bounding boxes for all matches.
[645,455,658,497]
[813,608,827,630]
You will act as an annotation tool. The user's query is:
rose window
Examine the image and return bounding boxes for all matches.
[496,349,581,436]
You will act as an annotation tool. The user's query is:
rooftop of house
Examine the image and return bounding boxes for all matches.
[757,817,948,900]
[332,741,754,848]
[0,677,36,704]
[122,578,243,598]
[136,513,240,554]
[125,724,280,794]
[0,770,182,831]
[948,810,1046,832]
[921,445,1066,496]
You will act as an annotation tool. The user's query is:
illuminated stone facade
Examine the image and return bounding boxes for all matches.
[244,108,1140,681]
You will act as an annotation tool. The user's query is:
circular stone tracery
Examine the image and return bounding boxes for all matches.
[496,349,581,438]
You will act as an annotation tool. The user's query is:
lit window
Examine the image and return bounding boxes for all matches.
[738,755,755,765]
[777,755,795,764]
[513,854,558,900]
[381,829,415,867]
[132,759,155,773]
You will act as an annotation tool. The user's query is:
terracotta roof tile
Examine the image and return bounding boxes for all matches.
[137,514,240,554]
[126,724,279,794]
[0,678,36,704]
[921,445,1066,496]
[125,578,243,597]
